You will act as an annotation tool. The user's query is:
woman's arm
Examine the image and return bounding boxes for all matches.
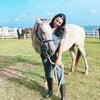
[55,38,65,65]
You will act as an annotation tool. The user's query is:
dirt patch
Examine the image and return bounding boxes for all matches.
[0,67,25,78]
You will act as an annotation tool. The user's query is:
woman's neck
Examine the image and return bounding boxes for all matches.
[52,27,57,32]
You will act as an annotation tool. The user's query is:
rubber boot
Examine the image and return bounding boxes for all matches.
[60,83,66,100]
[44,78,53,98]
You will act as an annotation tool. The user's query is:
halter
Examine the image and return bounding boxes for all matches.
[36,24,53,44]
[36,28,55,56]
[42,40,53,44]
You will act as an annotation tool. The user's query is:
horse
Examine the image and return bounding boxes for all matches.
[31,16,89,88]
[25,28,32,38]
[98,28,100,41]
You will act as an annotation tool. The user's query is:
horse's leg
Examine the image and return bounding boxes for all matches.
[67,45,76,75]
[42,76,47,89]
[78,46,89,75]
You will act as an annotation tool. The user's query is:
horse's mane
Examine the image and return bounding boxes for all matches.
[36,19,48,33]
[31,19,48,53]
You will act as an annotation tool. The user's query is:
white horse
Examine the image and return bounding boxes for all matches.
[31,16,89,88]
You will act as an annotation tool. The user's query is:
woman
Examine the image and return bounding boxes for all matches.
[34,13,66,100]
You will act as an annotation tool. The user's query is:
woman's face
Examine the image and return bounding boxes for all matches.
[53,17,63,28]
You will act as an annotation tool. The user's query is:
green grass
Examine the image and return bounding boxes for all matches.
[0,38,100,100]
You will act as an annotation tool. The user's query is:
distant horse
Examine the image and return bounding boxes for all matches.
[98,28,100,40]
[25,29,32,38]
[31,16,89,87]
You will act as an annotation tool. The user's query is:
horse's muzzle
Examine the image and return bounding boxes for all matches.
[47,49,55,56]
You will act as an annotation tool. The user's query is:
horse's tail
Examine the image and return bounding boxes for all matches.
[75,49,81,69]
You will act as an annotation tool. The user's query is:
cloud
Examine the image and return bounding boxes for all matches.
[33,17,36,21]
[19,14,26,18]
[14,14,27,22]
[46,12,54,16]
[27,12,33,15]
[0,19,10,22]
[15,18,20,21]
[64,0,75,3]
[89,9,97,14]
[5,19,10,22]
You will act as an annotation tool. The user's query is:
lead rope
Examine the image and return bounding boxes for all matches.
[48,56,64,96]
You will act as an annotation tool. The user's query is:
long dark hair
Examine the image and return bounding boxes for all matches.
[50,13,66,37]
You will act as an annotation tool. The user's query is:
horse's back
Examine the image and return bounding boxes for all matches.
[65,24,85,39]
[63,24,85,52]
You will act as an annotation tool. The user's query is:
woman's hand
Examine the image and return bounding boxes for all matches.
[55,58,61,66]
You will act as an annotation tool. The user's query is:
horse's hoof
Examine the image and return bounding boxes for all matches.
[66,72,72,75]
[85,72,89,75]
[42,86,47,90]
[42,85,47,90]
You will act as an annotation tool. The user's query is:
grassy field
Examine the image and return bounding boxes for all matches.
[0,38,100,100]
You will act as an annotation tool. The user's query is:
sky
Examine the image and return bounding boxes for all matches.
[0,0,100,28]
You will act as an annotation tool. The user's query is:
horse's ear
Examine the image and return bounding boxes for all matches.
[48,16,53,23]
[35,16,42,24]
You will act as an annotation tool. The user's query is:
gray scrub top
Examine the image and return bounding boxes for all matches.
[52,31,66,52]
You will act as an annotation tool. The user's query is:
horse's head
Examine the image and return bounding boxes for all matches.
[35,16,56,56]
